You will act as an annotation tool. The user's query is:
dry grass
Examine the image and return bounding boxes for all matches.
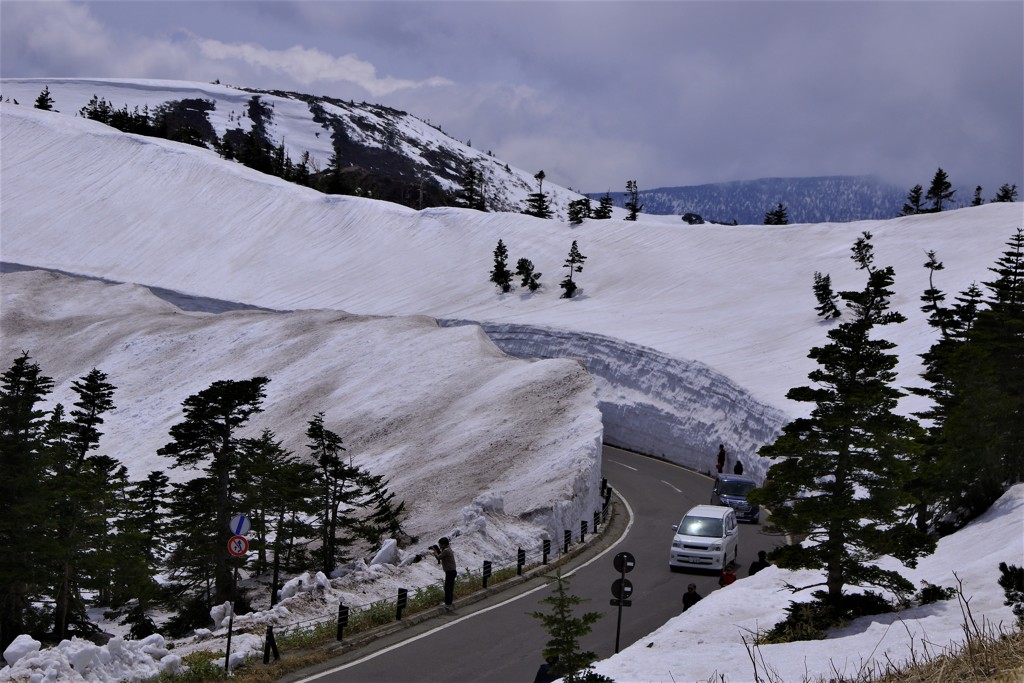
[740,576,1024,683]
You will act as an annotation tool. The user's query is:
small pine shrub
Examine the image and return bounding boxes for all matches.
[916,581,958,605]
[757,590,895,644]
[998,562,1024,627]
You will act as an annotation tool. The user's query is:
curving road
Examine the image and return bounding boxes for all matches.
[284,446,778,682]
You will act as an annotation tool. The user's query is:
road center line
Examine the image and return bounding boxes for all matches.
[660,479,682,493]
[610,459,637,471]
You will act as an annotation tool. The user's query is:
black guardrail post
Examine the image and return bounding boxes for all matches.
[517,547,525,575]
[396,588,408,620]
[542,539,551,564]
[482,560,492,588]
[594,511,601,531]
[580,520,588,542]
[336,604,349,641]
[563,529,571,554]
[263,625,279,664]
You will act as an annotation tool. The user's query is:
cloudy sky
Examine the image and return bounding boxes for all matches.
[3,1,1021,195]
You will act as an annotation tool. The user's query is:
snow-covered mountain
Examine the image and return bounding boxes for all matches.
[597,175,911,224]
[2,80,1022,682]
[0,77,588,217]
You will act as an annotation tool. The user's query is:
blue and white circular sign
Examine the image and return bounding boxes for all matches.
[229,514,251,536]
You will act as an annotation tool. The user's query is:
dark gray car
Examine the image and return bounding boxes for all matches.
[710,474,760,523]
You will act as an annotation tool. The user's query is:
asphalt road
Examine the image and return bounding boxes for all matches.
[285,446,777,682]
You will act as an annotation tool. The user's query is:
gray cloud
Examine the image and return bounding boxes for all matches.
[2,0,1020,197]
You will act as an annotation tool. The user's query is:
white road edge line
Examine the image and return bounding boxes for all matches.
[609,459,637,471]
[290,492,637,683]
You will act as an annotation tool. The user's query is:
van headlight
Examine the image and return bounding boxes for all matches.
[709,544,722,552]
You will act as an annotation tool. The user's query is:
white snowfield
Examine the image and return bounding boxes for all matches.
[1,92,1022,681]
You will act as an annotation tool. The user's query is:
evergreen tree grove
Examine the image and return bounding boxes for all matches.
[749,232,936,608]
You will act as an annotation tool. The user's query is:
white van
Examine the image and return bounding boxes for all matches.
[669,504,739,572]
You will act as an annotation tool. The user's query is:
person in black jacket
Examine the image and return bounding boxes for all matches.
[749,550,771,576]
[682,583,703,611]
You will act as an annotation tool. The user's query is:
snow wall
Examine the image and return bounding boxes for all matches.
[442,320,789,483]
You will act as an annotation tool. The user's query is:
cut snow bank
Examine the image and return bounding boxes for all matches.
[443,321,788,481]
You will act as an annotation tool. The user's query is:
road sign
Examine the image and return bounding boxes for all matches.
[613,551,635,574]
[611,578,633,601]
[229,514,251,536]
[228,535,249,557]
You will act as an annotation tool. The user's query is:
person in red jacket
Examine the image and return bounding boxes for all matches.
[718,562,737,587]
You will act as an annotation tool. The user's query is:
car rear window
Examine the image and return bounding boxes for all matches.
[678,516,724,537]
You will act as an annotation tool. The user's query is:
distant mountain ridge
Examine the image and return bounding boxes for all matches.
[592,176,911,224]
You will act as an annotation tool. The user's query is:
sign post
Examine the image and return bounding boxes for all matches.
[610,551,635,653]
[224,515,250,675]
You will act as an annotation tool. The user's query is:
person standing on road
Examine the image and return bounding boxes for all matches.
[718,562,737,587]
[749,550,771,576]
[716,444,727,474]
[682,583,702,611]
[431,537,457,611]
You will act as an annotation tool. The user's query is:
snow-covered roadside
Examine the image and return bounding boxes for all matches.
[0,270,605,678]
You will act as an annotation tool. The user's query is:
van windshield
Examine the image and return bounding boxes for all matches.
[720,480,756,496]
[678,516,723,537]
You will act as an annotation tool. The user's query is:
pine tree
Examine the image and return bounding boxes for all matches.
[591,193,614,220]
[560,241,587,299]
[357,471,408,547]
[567,198,591,225]
[34,86,54,111]
[490,239,514,293]
[0,353,54,650]
[47,368,118,639]
[971,186,984,207]
[522,170,554,219]
[529,570,610,682]
[992,183,1019,203]
[812,271,842,320]
[749,232,935,608]
[515,257,542,292]
[764,203,789,225]
[457,162,487,211]
[901,185,926,216]
[157,377,270,606]
[925,167,955,212]
[306,412,363,573]
[624,180,643,221]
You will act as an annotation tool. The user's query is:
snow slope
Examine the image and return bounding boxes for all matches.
[3,102,1020,470]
